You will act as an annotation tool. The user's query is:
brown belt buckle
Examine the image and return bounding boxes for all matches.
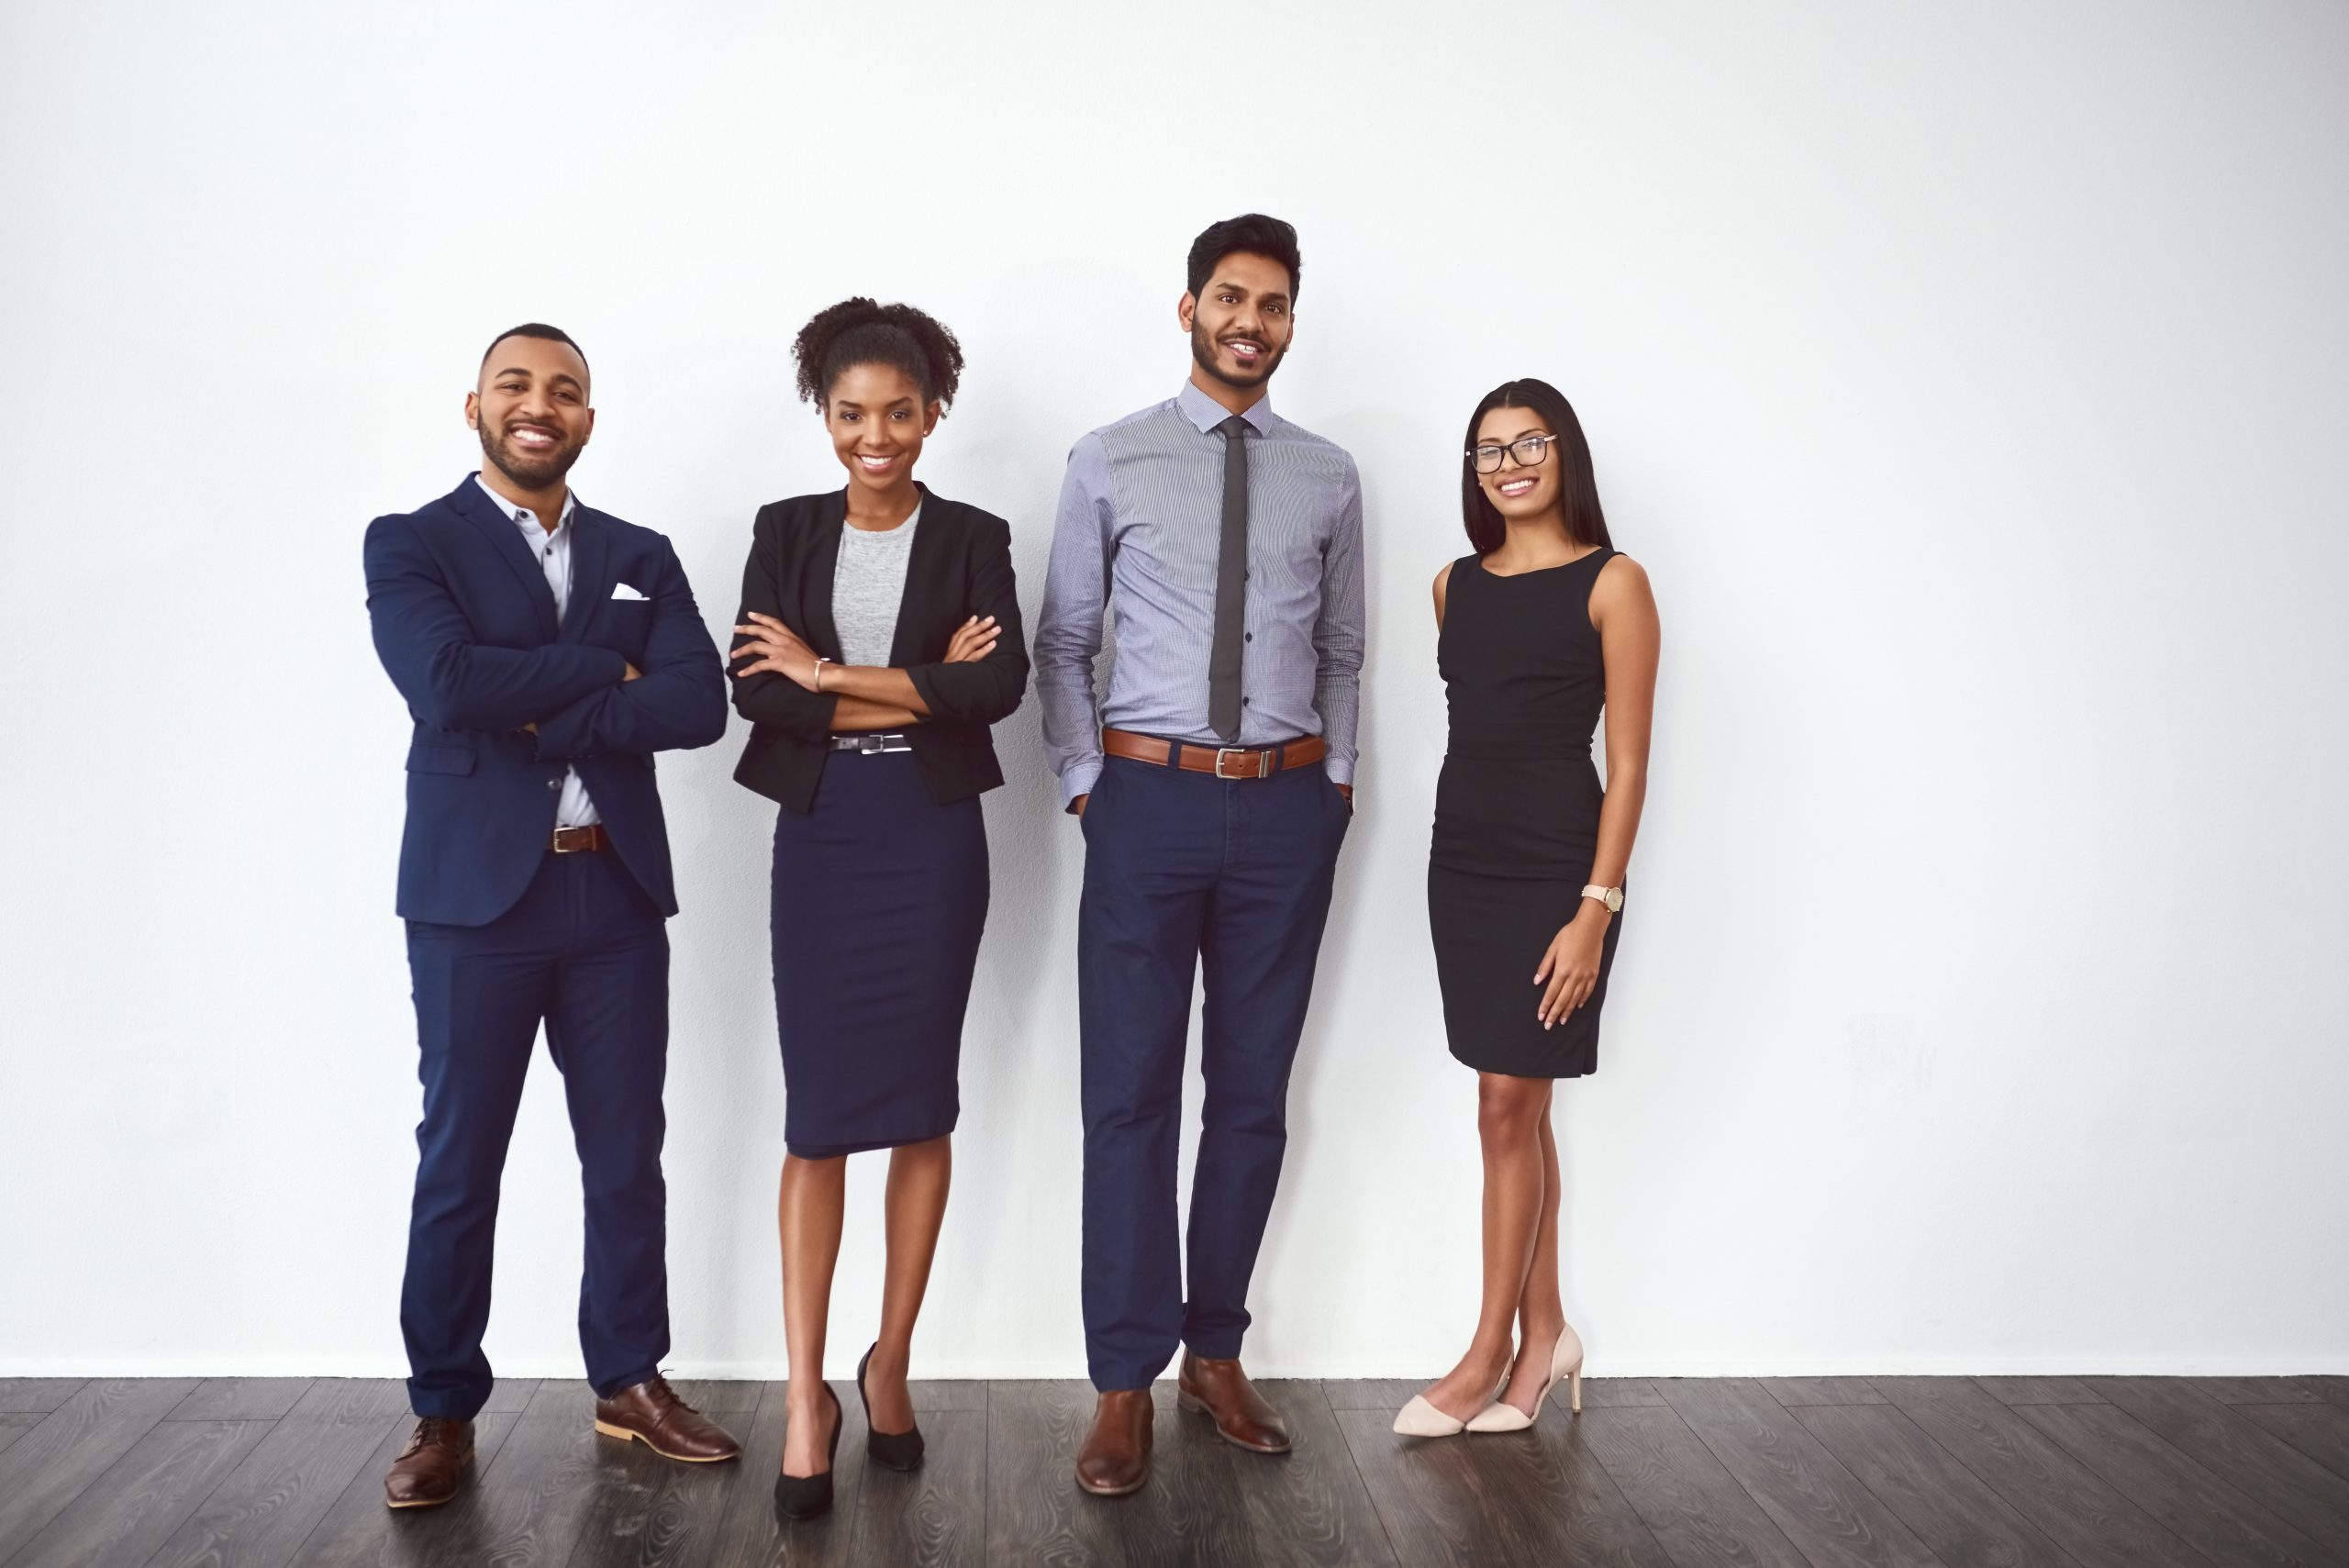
[1215,746,1271,780]
[551,827,593,853]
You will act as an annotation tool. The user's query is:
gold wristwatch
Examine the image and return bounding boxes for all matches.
[1581,884,1624,913]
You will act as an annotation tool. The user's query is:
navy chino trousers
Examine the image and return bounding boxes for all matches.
[399,848,672,1420]
[1077,750,1351,1391]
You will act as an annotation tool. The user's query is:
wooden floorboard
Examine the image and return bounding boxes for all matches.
[1654,1377,1943,1568]
[2190,1378,2326,1406]
[291,1409,523,1567]
[2236,1400,2349,1487]
[166,1378,317,1421]
[1221,1383,1397,1568]
[143,1400,409,1568]
[0,1377,200,1562]
[4,1417,272,1568]
[1971,1377,2104,1407]
[0,1412,45,1459]
[1337,1402,1665,1567]
[0,1374,2340,1566]
[2017,1398,2331,1567]
[1753,1377,1887,1408]
[1575,1404,1814,1568]
[1870,1375,2211,1568]
[0,1379,88,1416]
[2085,1376,2349,1548]
[848,1407,986,1568]
[1793,1403,2079,1568]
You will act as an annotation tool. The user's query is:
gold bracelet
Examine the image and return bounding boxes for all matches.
[813,657,829,692]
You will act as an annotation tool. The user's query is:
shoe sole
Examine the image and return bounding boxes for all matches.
[1175,1391,1293,1454]
[592,1420,740,1462]
[1075,1469,1150,1497]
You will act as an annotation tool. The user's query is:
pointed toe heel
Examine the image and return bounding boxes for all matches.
[856,1343,927,1473]
[1466,1324,1586,1432]
[1392,1395,1471,1438]
[774,1384,843,1521]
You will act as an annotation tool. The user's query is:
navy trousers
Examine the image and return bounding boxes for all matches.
[399,849,671,1419]
[1077,751,1351,1390]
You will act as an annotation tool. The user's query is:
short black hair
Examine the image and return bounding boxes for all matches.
[480,323,588,379]
[791,297,965,410]
[1186,213,1302,302]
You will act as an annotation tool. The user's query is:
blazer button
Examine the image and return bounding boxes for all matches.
[547,778,562,790]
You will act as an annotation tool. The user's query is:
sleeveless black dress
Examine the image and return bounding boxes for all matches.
[1429,548,1622,1078]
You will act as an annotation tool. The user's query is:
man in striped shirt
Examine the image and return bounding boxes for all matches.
[1034,214,1365,1496]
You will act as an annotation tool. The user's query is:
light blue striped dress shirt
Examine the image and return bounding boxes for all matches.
[475,473,598,828]
[1035,381,1366,808]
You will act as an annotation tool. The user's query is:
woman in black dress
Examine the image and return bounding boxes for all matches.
[1395,379,1659,1439]
[729,300,1029,1515]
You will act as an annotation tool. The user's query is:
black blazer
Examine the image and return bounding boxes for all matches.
[730,485,1029,813]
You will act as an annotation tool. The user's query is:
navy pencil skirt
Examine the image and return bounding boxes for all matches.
[771,747,988,1159]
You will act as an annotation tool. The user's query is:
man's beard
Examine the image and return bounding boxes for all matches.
[479,418,583,492]
[1190,321,1285,390]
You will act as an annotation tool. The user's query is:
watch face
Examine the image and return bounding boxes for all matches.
[1607,888,1624,911]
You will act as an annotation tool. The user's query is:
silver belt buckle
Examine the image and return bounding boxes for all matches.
[1215,745,1270,780]
[844,732,911,754]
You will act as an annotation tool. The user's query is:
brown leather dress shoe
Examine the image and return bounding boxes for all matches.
[592,1374,742,1462]
[1177,1351,1292,1453]
[384,1417,473,1509]
[1074,1387,1154,1496]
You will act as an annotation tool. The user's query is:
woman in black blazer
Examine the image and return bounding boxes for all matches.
[729,299,1028,1519]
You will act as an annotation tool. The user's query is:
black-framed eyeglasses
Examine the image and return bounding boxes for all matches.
[1467,434,1559,473]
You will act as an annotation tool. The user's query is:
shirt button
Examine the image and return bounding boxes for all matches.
[1244,632,1253,642]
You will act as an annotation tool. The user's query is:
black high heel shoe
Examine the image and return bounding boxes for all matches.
[773,1383,843,1521]
[857,1342,927,1472]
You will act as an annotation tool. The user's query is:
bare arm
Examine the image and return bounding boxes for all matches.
[1534,554,1661,1028]
[829,695,922,730]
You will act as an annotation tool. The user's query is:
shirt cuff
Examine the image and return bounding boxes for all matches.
[1060,758,1104,813]
[1322,755,1355,788]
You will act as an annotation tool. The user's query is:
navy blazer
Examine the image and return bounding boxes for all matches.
[364,477,728,926]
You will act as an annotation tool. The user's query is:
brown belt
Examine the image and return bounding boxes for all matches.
[551,825,611,853]
[1101,728,1327,781]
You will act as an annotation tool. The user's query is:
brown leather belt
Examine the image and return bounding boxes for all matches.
[551,825,611,853]
[1102,728,1327,781]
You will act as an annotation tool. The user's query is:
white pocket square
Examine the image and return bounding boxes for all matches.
[610,582,648,601]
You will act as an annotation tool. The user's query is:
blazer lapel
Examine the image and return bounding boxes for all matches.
[802,489,846,662]
[560,507,611,643]
[887,484,947,668]
[450,476,559,641]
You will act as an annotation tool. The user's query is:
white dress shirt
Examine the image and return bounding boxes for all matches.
[474,472,599,828]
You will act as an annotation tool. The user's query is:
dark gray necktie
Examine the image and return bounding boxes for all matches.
[1209,415,1251,740]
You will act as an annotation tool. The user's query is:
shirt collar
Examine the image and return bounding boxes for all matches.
[1177,378,1276,437]
[474,472,577,540]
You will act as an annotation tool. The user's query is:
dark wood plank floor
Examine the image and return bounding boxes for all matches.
[0,1374,2343,1567]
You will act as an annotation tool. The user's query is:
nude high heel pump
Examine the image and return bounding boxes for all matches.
[1393,1368,1509,1438]
[1464,1322,1583,1431]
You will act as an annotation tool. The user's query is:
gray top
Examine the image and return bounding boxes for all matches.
[832,501,920,669]
[1034,380,1365,806]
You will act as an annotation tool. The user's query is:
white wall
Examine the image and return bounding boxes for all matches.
[3,0,2344,1382]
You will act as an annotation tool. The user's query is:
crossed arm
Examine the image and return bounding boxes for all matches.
[362,517,726,754]
[729,515,1028,734]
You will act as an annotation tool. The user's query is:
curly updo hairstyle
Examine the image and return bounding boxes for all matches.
[791,297,965,413]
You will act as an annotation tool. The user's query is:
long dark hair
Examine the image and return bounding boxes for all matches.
[1460,378,1611,554]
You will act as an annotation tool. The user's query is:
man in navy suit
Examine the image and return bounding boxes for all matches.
[363,324,740,1508]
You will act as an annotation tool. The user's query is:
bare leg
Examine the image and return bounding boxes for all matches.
[1415,1073,1551,1419]
[1495,1097,1568,1416]
[778,1152,846,1477]
[863,1135,952,1435]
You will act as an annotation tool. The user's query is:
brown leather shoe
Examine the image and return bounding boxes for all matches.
[592,1375,742,1462]
[384,1417,473,1509]
[1074,1388,1154,1496]
[1177,1351,1291,1453]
